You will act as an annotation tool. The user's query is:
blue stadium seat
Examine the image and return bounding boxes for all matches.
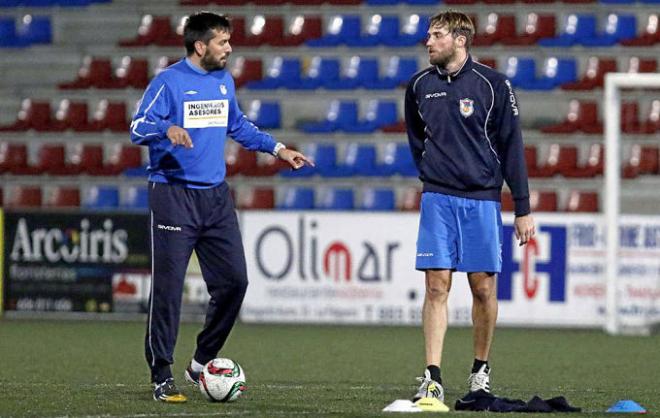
[374,56,418,88]
[385,14,429,46]
[279,143,322,177]
[316,188,354,210]
[279,187,314,210]
[122,186,148,210]
[247,100,281,129]
[0,17,20,47]
[579,14,637,46]
[245,57,301,89]
[306,15,361,47]
[519,57,577,90]
[538,14,596,47]
[504,57,537,88]
[380,143,418,176]
[344,100,398,133]
[294,56,341,90]
[342,143,381,176]
[345,15,400,47]
[299,100,358,133]
[83,186,119,209]
[325,56,380,90]
[15,15,51,45]
[360,188,396,211]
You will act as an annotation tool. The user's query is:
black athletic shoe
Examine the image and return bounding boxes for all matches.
[153,378,187,403]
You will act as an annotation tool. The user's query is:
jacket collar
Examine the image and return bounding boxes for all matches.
[435,54,473,81]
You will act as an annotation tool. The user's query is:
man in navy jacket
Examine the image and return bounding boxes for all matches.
[406,10,535,403]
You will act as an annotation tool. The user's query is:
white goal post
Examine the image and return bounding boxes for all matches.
[604,72,660,335]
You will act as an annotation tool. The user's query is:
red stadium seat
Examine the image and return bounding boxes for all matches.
[0,99,52,131]
[114,56,149,89]
[501,190,514,212]
[626,56,658,74]
[0,143,31,174]
[502,13,555,45]
[535,144,579,177]
[241,16,284,47]
[227,16,247,46]
[623,145,659,178]
[621,102,641,134]
[58,56,114,89]
[620,14,659,47]
[153,56,179,77]
[524,145,543,178]
[50,99,90,131]
[45,186,80,208]
[540,100,601,134]
[231,57,263,88]
[400,187,422,211]
[119,15,175,47]
[101,144,142,175]
[530,190,558,212]
[155,16,185,47]
[564,143,603,178]
[244,152,291,177]
[561,57,617,90]
[472,14,516,46]
[7,186,42,208]
[225,142,257,177]
[565,191,599,212]
[641,99,659,134]
[271,15,322,46]
[237,187,275,209]
[87,100,128,132]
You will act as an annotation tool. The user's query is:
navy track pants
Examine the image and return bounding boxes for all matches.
[144,181,248,383]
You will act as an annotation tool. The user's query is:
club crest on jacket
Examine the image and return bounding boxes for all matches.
[459,98,474,117]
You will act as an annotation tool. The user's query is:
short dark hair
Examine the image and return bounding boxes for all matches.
[183,12,231,55]
[429,10,475,49]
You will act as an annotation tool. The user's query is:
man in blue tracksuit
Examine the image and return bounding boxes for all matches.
[406,11,535,403]
[130,12,312,402]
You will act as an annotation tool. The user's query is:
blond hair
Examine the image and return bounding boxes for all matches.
[429,10,475,49]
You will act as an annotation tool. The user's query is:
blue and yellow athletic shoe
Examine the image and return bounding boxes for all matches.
[184,362,200,386]
[153,378,187,403]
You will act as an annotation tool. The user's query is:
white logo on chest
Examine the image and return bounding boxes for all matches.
[459,98,474,117]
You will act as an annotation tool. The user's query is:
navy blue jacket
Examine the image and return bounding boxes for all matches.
[405,55,530,216]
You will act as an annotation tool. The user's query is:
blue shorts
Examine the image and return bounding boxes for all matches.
[416,192,503,273]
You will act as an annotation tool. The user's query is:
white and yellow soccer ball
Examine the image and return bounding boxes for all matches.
[199,358,246,402]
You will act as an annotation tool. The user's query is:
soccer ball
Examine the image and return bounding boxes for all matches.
[198,358,246,402]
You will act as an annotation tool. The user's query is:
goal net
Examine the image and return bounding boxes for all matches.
[604,72,660,335]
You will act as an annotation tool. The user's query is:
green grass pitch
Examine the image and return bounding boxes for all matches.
[0,319,657,417]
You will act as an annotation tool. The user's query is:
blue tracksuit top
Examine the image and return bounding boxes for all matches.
[405,55,531,216]
[130,58,277,188]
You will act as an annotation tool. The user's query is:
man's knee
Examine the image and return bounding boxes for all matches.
[425,271,451,302]
[471,282,496,304]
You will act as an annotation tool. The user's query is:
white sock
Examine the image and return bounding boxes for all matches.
[191,359,205,373]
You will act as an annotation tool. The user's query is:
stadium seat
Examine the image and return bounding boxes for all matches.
[282,143,342,177]
[58,57,114,89]
[518,57,576,90]
[49,99,90,131]
[100,144,143,175]
[621,102,641,134]
[88,100,128,132]
[579,14,637,46]
[122,186,149,210]
[153,56,179,77]
[114,56,149,89]
[237,187,275,209]
[245,57,301,89]
[226,16,246,46]
[45,186,80,208]
[225,142,257,177]
[564,143,603,178]
[15,15,51,45]
[241,15,284,47]
[538,14,596,47]
[400,187,422,211]
[380,143,418,176]
[561,57,617,90]
[344,100,398,133]
[504,57,537,88]
[360,188,395,211]
[246,100,281,129]
[299,100,358,133]
[535,144,579,177]
[0,16,19,47]
[244,152,290,177]
[306,15,361,47]
[0,99,52,131]
[12,143,67,175]
[472,14,517,47]
[231,57,263,88]
[620,14,659,46]
[0,143,31,174]
[154,16,184,47]
[60,143,105,175]
[294,56,341,90]
[625,56,657,74]
[501,190,515,212]
[6,185,41,208]
[279,187,315,210]
[530,190,558,212]
[384,14,429,46]
[565,190,599,212]
[316,188,354,210]
[540,100,601,134]
[83,186,120,209]
[325,56,379,90]
[641,100,659,134]
[623,145,659,178]
[342,143,380,176]
[375,56,418,88]
[345,14,400,47]
[119,15,175,47]
[524,145,543,178]
[270,15,322,46]
[503,13,556,46]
